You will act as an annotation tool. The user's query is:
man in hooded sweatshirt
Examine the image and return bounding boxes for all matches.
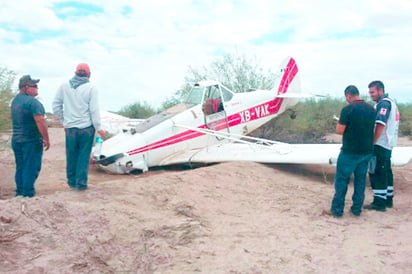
[52,63,106,191]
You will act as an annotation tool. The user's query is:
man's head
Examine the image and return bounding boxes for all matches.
[19,75,40,97]
[344,85,360,103]
[368,80,385,102]
[19,75,40,89]
[75,63,91,77]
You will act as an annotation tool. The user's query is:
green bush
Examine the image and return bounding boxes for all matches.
[252,98,346,143]
[252,98,412,143]
[117,101,156,119]
[398,103,412,136]
[0,67,16,132]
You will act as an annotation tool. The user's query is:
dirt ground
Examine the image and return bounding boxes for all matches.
[1,128,412,273]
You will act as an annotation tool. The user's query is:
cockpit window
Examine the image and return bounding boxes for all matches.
[220,85,233,102]
[207,85,221,100]
[185,83,234,105]
[184,86,204,105]
[202,85,225,115]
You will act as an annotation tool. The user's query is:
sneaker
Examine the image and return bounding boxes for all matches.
[350,209,361,217]
[363,203,386,212]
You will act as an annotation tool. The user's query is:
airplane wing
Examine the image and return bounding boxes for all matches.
[100,110,144,135]
[159,142,339,166]
[276,93,326,98]
[159,141,412,167]
[160,124,412,167]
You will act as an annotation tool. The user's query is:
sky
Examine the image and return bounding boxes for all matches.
[1,0,411,113]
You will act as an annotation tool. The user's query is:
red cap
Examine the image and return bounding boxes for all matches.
[75,63,90,75]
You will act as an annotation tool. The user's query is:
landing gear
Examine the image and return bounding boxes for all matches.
[290,110,297,119]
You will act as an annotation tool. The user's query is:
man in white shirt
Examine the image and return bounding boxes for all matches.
[365,80,400,211]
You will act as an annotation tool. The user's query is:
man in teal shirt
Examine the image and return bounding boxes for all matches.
[11,75,50,197]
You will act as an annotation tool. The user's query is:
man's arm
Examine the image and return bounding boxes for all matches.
[336,106,348,135]
[335,122,346,135]
[373,123,385,144]
[89,86,103,136]
[52,86,64,124]
[34,115,50,151]
[97,130,106,140]
[373,100,390,145]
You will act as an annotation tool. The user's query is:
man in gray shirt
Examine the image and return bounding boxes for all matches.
[52,63,106,190]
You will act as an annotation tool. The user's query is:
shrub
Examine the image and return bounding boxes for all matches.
[253,98,412,143]
[398,103,412,137]
[0,67,16,132]
[252,98,346,143]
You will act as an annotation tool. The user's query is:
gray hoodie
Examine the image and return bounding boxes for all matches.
[52,76,102,131]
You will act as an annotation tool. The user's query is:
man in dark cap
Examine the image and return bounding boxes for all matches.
[52,63,106,191]
[11,75,50,197]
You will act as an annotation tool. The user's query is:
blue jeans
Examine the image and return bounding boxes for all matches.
[12,139,43,197]
[331,152,372,216]
[65,126,95,190]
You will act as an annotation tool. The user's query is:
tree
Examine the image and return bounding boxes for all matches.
[0,66,16,132]
[160,94,181,110]
[188,53,276,93]
[117,101,156,119]
[160,53,277,108]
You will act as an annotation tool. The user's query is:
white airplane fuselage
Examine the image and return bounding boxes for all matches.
[94,57,301,174]
[96,95,298,173]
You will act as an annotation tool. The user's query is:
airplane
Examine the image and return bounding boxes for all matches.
[93,57,412,174]
[100,110,143,135]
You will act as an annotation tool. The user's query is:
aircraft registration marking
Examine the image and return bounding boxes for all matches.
[239,104,271,123]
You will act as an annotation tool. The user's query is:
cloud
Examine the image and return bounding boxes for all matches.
[1,0,411,114]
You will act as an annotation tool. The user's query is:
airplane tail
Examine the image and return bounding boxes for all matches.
[269,57,302,114]
[272,56,301,97]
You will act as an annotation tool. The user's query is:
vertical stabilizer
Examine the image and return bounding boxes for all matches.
[272,57,301,96]
[270,57,301,113]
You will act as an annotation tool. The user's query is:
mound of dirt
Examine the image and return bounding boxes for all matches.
[1,128,412,273]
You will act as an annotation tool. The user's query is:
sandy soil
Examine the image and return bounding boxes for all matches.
[1,128,412,273]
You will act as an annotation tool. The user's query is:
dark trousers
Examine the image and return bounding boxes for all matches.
[12,139,43,197]
[331,152,372,216]
[369,145,393,206]
[65,126,95,190]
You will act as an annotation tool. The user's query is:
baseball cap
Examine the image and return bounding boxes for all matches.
[75,63,91,75]
[19,75,40,89]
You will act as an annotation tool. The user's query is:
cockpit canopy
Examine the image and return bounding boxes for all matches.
[130,81,235,134]
[184,80,234,106]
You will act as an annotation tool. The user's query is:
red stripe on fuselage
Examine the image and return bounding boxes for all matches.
[127,129,204,155]
[127,58,298,156]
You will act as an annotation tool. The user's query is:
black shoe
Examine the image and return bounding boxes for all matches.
[386,198,393,208]
[70,186,87,191]
[364,203,386,212]
[350,210,361,216]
